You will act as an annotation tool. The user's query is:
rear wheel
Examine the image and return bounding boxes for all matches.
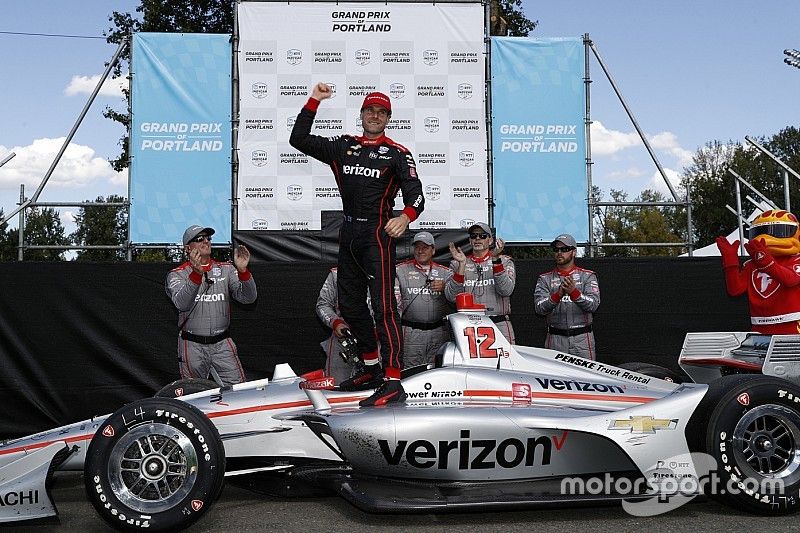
[618,362,687,383]
[84,397,225,531]
[688,375,800,514]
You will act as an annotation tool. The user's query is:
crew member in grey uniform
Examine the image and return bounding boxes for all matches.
[166,225,257,385]
[446,222,516,344]
[396,232,453,368]
[534,233,600,359]
[316,267,372,384]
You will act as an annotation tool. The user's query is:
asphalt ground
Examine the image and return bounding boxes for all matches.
[4,471,799,532]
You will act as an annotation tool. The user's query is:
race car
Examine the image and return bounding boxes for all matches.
[2,294,800,531]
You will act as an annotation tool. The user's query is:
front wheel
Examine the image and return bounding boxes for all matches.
[689,375,800,515]
[84,397,226,531]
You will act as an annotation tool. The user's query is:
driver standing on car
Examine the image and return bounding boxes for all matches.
[166,225,257,386]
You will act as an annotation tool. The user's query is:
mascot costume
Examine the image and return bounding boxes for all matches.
[716,210,800,334]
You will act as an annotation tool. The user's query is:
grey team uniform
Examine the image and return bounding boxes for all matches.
[445,254,516,344]
[534,266,600,359]
[166,261,257,384]
[396,259,453,368]
[316,268,370,384]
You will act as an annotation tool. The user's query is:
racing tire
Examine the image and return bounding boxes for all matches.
[617,362,687,383]
[155,378,219,398]
[688,375,800,515]
[84,397,226,532]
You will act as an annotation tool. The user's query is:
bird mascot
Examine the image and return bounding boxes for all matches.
[716,210,800,334]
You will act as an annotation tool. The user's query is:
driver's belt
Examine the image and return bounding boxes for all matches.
[548,324,592,337]
[401,319,445,331]
[180,330,230,344]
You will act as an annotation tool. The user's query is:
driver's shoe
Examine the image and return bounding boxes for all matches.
[339,365,384,391]
[359,379,407,407]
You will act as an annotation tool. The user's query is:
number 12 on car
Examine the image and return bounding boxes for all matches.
[463,326,504,358]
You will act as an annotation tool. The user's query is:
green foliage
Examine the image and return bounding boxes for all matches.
[0,210,16,261]
[71,195,128,261]
[21,207,70,261]
[593,188,685,257]
[491,0,537,36]
[682,127,800,248]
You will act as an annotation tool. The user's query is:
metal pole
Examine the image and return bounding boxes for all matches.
[727,169,778,209]
[745,135,800,182]
[17,185,25,261]
[785,170,791,212]
[583,34,594,257]
[0,152,15,168]
[734,179,745,256]
[484,0,494,228]
[126,31,134,261]
[31,39,128,203]
[686,185,693,257]
[588,42,679,202]
[231,3,240,244]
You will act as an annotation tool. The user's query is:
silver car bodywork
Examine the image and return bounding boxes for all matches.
[0,309,709,523]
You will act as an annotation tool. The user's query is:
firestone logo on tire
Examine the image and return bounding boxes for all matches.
[286,49,302,65]
[287,184,303,200]
[390,83,405,99]
[423,49,439,66]
[251,82,268,99]
[355,49,370,65]
[459,151,475,167]
[458,83,473,99]
[251,150,268,167]
[425,184,441,201]
[424,117,440,133]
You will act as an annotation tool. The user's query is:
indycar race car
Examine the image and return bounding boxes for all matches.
[2,294,800,531]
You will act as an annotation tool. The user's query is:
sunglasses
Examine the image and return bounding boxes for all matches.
[552,246,574,253]
[191,235,212,243]
[469,233,490,240]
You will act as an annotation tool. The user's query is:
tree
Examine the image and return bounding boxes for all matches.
[491,0,537,36]
[20,207,70,261]
[593,188,684,257]
[0,209,15,261]
[682,128,800,248]
[71,195,128,261]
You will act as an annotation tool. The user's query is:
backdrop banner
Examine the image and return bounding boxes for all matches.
[236,1,487,232]
[491,37,588,243]
[130,33,232,244]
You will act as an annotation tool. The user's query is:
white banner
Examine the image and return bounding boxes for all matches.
[237,1,487,231]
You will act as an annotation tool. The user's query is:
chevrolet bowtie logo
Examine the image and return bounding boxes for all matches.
[609,416,678,434]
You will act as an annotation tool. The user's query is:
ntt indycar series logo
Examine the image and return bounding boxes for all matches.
[287,185,303,201]
[389,83,405,99]
[355,49,371,65]
[458,83,473,99]
[251,82,268,99]
[423,49,439,66]
[286,49,302,65]
[425,184,441,201]
[424,117,440,133]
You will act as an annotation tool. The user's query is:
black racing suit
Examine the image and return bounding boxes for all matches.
[290,97,424,378]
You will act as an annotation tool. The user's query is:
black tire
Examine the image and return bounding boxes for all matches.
[155,378,218,398]
[84,397,226,532]
[617,362,687,383]
[688,375,800,515]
